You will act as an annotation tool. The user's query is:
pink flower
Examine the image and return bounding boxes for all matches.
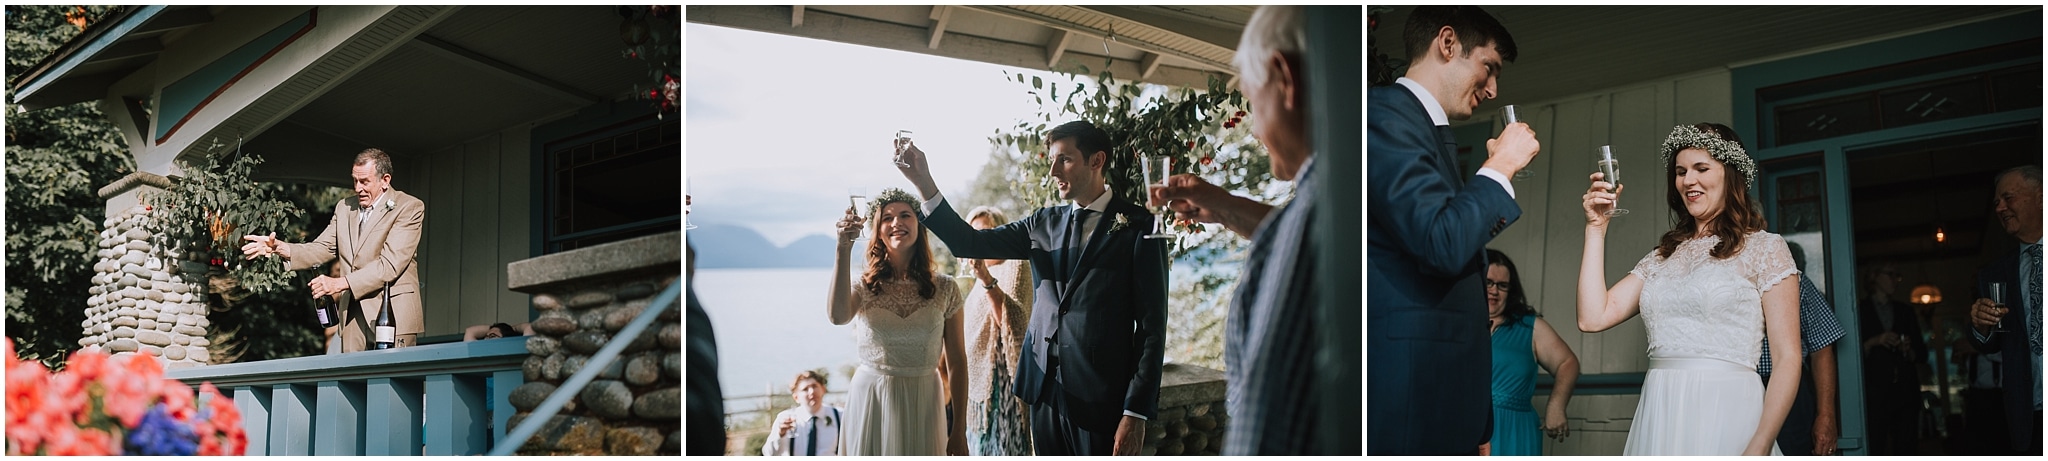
[161,380,195,423]
[65,348,108,382]
[7,358,47,453]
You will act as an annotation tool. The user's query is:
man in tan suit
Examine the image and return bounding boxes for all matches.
[241,148,425,353]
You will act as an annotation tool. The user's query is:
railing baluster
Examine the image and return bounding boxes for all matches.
[491,369,524,445]
[424,373,489,455]
[268,384,316,455]
[314,380,366,455]
[233,386,272,456]
[366,377,424,455]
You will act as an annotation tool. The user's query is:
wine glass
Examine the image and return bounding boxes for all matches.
[893,130,914,168]
[1503,105,1533,181]
[1989,282,2008,333]
[1595,145,1628,216]
[1141,156,1178,240]
[847,188,868,242]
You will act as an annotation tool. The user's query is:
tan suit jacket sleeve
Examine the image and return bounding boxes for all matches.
[283,204,343,271]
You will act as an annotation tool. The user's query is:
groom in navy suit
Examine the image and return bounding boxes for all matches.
[898,121,1169,456]
[1368,6,1537,455]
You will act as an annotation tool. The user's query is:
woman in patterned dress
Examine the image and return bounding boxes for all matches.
[959,206,1034,455]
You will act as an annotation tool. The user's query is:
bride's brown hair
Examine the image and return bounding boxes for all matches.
[862,191,937,299]
[1656,122,1768,260]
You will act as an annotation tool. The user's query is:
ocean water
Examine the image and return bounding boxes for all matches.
[691,267,862,400]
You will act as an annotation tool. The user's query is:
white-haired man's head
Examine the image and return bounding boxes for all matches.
[1233,5,1312,181]
[1233,5,1307,88]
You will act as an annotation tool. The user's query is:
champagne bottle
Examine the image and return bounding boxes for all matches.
[373,282,396,350]
[313,295,341,329]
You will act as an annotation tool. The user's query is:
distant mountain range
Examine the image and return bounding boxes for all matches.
[687,223,838,268]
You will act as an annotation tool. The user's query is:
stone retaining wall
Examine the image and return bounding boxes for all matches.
[79,202,212,368]
[504,232,681,455]
[1143,363,1229,456]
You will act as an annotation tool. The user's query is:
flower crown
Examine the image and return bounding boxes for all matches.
[1659,125,1756,185]
[866,187,922,218]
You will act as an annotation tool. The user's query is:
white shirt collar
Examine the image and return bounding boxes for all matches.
[1395,77,1451,127]
[1294,155,1317,183]
[1070,184,1114,213]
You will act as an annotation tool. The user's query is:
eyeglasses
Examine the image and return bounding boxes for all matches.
[1484,281,1512,293]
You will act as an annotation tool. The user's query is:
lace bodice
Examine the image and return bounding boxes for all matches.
[851,275,961,374]
[1629,231,1798,368]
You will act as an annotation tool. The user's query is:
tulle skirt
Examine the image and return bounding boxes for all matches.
[842,364,946,455]
[1623,356,1781,455]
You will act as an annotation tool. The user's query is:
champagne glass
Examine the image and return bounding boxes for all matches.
[847,188,868,242]
[1503,105,1533,181]
[684,193,697,230]
[893,130,914,168]
[1990,282,2008,333]
[1141,156,1178,240]
[1595,145,1628,216]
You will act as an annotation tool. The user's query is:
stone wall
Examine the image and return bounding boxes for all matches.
[80,199,213,369]
[1143,363,1228,456]
[504,232,681,456]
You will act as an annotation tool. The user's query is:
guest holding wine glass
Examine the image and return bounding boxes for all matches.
[763,371,846,456]
[958,206,1035,456]
[826,189,968,455]
[1967,165,2043,455]
[1857,262,1925,455]
[1481,249,1579,456]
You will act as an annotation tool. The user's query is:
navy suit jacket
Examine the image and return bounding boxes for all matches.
[1367,83,1521,454]
[922,196,1169,433]
[1969,248,2037,452]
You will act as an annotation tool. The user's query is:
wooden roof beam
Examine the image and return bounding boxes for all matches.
[927,6,952,49]
[1045,29,1072,68]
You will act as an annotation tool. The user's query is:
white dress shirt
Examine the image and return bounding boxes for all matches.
[920,185,1145,421]
[1394,76,1516,199]
[762,405,842,456]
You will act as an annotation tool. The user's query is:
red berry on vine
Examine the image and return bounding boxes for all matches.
[1186,141,1195,149]
[145,206,153,211]
[1236,111,1246,117]
[1224,122,1235,128]
[1201,156,1214,166]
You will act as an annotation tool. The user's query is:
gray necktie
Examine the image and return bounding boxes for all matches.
[2029,244,2041,356]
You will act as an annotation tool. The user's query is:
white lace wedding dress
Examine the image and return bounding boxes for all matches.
[1623,231,1797,455]
[840,275,960,455]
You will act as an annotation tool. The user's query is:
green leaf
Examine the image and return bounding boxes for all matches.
[1032,76,1042,89]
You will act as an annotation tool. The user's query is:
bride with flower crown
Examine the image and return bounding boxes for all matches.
[825,188,969,456]
[1574,123,1801,455]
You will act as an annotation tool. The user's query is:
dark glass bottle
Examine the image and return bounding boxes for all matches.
[313,295,341,329]
[373,282,396,350]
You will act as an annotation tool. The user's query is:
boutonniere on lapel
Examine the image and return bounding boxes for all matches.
[1107,213,1130,235]
[381,198,396,211]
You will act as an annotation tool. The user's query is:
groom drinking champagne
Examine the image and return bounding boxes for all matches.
[1368,6,1536,455]
[896,121,1169,456]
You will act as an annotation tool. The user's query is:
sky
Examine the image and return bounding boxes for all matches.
[686,23,1069,247]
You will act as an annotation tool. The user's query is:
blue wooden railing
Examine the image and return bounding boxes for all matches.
[164,337,528,455]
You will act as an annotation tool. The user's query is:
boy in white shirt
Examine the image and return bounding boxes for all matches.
[763,371,843,456]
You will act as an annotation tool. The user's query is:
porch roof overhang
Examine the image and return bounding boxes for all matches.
[687,5,1252,89]
[10,5,213,110]
[1369,6,2040,124]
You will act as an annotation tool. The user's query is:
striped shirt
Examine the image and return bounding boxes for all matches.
[1223,157,1319,455]
[1758,275,1846,377]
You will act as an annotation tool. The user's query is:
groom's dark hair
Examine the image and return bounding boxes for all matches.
[1403,6,1518,64]
[1046,120,1114,174]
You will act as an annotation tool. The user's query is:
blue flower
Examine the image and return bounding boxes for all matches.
[124,403,198,456]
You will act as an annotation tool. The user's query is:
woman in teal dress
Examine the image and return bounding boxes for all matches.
[1483,249,1581,456]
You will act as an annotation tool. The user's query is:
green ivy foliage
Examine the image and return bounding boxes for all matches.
[5,5,132,366]
[139,142,304,295]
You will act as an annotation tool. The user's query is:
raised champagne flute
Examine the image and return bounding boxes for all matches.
[1503,105,1533,181]
[893,130,914,168]
[1141,156,1178,240]
[847,188,868,242]
[1595,145,1628,216]
[1990,282,2008,333]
